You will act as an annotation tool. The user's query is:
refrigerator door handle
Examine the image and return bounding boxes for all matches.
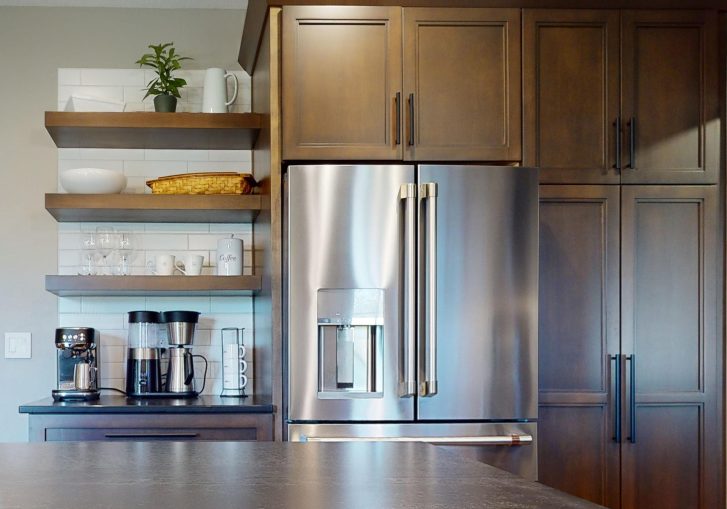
[300,435,533,446]
[400,183,418,397]
[419,182,438,397]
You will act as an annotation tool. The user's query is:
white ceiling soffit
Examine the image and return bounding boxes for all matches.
[0,0,247,8]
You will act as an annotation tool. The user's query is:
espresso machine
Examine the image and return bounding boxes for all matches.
[52,327,99,401]
[162,311,207,397]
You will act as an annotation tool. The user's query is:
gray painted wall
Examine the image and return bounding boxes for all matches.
[0,6,246,442]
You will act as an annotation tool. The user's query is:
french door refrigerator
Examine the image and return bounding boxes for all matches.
[285,164,539,480]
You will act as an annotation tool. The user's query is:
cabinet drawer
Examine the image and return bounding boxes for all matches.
[45,427,258,442]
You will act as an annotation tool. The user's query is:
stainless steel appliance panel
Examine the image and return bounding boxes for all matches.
[287,164,416,421]
[288,422,538,480]
[417,165,538,420]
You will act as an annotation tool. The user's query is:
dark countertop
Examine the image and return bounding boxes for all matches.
[0,441,602,509]
[19,395,274,414]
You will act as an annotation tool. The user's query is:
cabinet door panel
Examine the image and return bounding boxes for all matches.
[621,11,718,184]
[282,6,402,160]
[621,186,721,509]
[538,185,620,508]
[524,10,620,184]
[403,8,520,161]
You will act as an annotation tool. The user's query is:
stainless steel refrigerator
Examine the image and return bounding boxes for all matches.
[285,164,539,480]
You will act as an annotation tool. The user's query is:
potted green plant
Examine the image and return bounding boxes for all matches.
[136,42,192,112]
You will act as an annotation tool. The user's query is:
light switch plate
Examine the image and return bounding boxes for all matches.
[4,332,31,359]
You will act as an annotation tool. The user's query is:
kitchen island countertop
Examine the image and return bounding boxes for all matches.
[0,441,603,509]
[19,394,274,414]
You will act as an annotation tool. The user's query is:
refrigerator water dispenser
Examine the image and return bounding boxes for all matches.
[317,289,384,398]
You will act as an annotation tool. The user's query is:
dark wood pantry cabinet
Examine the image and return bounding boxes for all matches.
[524,10,718,184]
[282,6,521,161]
[538,185,721,509]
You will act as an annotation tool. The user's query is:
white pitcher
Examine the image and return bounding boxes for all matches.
[202,68,238,113]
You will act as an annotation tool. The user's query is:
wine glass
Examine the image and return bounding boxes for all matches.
[79,233,97,275]
[115,232,135,276]
[95,227,116,276]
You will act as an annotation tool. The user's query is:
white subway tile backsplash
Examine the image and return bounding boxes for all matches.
[59,313,125,330]
[190,161,252,173]
[58,297,82,313]
[210,297,252,314]
[58,148,81,160]
[57,68,256,396]
[123,160,188,178]
[143,223,210,233]
[79,148,144,161]
[207,150,252,162]
[81,69,145,87]
[58,68,81,86]
[140,234,188,250]
[59,85,124,104]
[59,159,124,172]
[144,149,209,162]
[145,297,211,314]
[81,296,146,314]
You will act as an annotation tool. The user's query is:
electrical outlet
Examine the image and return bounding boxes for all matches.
[4,332,31,359]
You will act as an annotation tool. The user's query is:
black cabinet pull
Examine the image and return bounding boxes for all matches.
[627,355,636,443]
[395,92,401,145]
[408,93,415,146]
[613,117,622,170]
[628,117,636,169]
[610,354,622,443]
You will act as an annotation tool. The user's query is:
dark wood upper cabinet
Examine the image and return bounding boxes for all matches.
[282,6,402,160]
[402,8,521,161]
[620,186,720,509]
[282,6,520,161]
[524,9,718,185]
[538,185,620,507]
[523,10,620,184]
[620,11,718,184]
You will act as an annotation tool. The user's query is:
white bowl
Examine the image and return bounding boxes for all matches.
[60,168,127,194]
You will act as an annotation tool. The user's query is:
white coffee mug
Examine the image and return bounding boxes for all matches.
[217,236,243,276]
[151,254,176,276]
[202,68,238,113]
[175,254,204,276]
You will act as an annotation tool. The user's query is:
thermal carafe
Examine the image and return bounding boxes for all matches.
[162,311,206,396]
[126,311,164,396]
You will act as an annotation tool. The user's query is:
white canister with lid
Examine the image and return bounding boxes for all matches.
[217,235,243,276]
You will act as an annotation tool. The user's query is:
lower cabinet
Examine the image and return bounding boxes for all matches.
[27,413,274,442]
[538,185,722,509]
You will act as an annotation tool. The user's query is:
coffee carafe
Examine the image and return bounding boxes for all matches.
[52,327,99,401]
[126,311,164,397]
[162,311,207,396]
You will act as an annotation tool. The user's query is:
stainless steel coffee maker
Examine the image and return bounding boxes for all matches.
[52,327,99,401]
[162,311,207,397]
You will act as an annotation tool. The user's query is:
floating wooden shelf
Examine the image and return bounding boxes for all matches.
[45,193,264,223]
[45,275,262,297]
[45,112,264,149]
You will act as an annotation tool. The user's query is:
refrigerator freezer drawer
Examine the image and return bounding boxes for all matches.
[288,422,537,481]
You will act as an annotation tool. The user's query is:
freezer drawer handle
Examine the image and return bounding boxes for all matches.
[299,435,533,446]
[399,183,418,397]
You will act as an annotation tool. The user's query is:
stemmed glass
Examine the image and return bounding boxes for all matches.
[79,233,97,275]
[115,232,135,276]
[95,227,117,276]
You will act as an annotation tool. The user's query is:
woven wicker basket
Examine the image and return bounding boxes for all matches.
[146,172,256,195]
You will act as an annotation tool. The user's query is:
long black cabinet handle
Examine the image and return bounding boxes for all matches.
[613,117,622,170]
[628,117,636,169]
[610,354,621,443]
[627,355,636,443]
[408,93,415,146]
[395,92,401,145]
